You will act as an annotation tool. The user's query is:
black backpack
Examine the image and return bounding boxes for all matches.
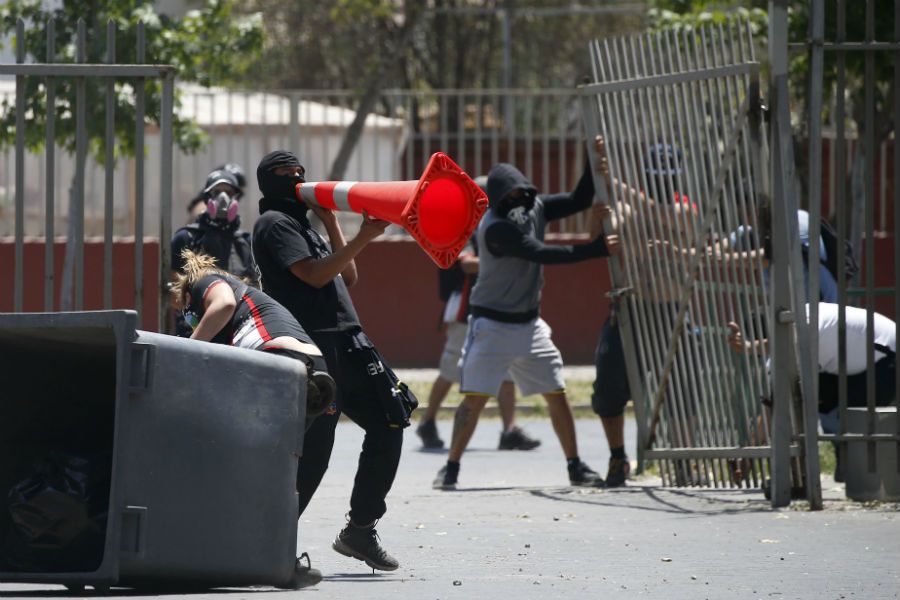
[802,217,859,285]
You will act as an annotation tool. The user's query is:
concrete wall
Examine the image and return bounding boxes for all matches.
[0,237,613,366]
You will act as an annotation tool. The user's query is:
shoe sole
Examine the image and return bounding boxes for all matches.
[278,567,322,590]
[570,480,606,488]
[432,481,457,491]
[332,539,399,571]
[498,442,542,451]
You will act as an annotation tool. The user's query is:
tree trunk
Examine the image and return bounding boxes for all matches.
[327,8,423,181]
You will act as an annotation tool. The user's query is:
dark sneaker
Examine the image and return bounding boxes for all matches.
[277,553,322,589]
[332,523,400,571]
[498,426,542,451]
[306,371,336,418]
[432,465,458,490]
[569,460,605,487]
[605,457,631,487]
[416,419,444,449]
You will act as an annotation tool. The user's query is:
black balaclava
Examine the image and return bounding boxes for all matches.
[257,150,306,201]
[486,163,538,220]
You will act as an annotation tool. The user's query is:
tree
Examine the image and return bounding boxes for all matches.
[0,0,263,308]
[0,0,263,160]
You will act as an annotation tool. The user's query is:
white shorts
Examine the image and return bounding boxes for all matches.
[438,321,468,382]
[460,316,565,397]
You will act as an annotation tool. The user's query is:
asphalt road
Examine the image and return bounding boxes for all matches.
[1,416,897,599]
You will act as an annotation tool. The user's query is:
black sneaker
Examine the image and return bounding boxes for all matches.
[306,371,336,418]
[332,522,399,571]
[277,553,322,589]
[498,426,542,451]
[432,464,458,490]
[605,457,631,487]
[569,460,605,487]
[416,419,444,449]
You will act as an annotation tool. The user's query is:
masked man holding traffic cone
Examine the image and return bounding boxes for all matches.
[252,150,418,574]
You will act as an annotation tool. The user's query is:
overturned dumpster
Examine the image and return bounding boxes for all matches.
[0,310,307,590]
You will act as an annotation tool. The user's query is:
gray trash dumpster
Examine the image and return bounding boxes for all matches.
[0,310,307,589]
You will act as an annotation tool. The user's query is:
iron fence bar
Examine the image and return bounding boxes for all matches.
[836,0,849,464]
[579,84,649,469]
[646,446,803,460]
[769,0,821,509]
[863,0,878,472]
[816,433,900,442]
[474,93,483,177]
[895,0,900,469]
[541,96,550,189]
[697,24,746,484]
[457,92,466,172]
[0,64,175,76]
[712,23,765,481]
[660,28,719,485]
[618,33,683,471]
[623,33,679,461]
[787,41,900,51]
[134,23,146,320]
[643,76,750,451]
[103,20,116,309]
[593,37,664,465]
[744,18,776,481]
[630,32,691,469]
[159,73,175,334]
[73,19,87,311]
[600,36,669,465]
[806,0,824,475]
[14,19,25,312]
[580,62,758,96]
[723,22,772,480]
[43,18,56,311]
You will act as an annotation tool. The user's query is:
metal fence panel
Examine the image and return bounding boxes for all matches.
[581,20,794,491]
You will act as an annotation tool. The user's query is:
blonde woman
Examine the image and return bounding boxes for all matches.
[172,249,334,408]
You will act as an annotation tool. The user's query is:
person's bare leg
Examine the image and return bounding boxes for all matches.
[497,380,517,432]
[422,376,453,422]
[448,394,490,462]
[544,391,578,459]
[600,415,625,450]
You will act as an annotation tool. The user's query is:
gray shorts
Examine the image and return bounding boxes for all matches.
[438,321,468,382]
[460,316,565,397]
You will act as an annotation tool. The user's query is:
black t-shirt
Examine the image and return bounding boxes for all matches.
[184,273,314,347]
[252,208,361,334]
[171,216,258,285]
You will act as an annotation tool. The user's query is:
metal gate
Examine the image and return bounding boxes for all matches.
[579,20,813,497]
[772,0,900,507]
[2,17,175,331]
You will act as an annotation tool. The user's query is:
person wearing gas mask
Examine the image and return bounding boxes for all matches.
[433,159,619,491]
[251,150,416,574]
[171,168,258,336]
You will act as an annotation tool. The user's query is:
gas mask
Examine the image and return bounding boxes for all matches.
[207,191,239,223]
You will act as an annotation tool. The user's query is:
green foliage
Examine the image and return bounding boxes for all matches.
[0,0,263,161]
[647,1,768,43]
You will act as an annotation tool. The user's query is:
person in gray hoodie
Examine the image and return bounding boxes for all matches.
[433,160,619,490]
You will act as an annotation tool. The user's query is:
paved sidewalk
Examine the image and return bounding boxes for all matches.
[1,417,897,599]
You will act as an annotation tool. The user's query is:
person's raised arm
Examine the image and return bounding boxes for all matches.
[485,220,616,264]
[190,280,236,342]
[542,163,596,221]
[289,211,389,289]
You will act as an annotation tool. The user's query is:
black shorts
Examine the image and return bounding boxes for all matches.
[592,315,632,418]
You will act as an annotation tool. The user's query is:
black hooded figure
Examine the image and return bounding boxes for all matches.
[171,168,258,336]
[433,160,615,492]
[251,150,416,574]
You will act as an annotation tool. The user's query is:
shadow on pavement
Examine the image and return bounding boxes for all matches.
[528,484,771,516]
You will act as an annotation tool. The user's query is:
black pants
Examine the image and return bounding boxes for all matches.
[296,331,404,526]
[818,354,897,414]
